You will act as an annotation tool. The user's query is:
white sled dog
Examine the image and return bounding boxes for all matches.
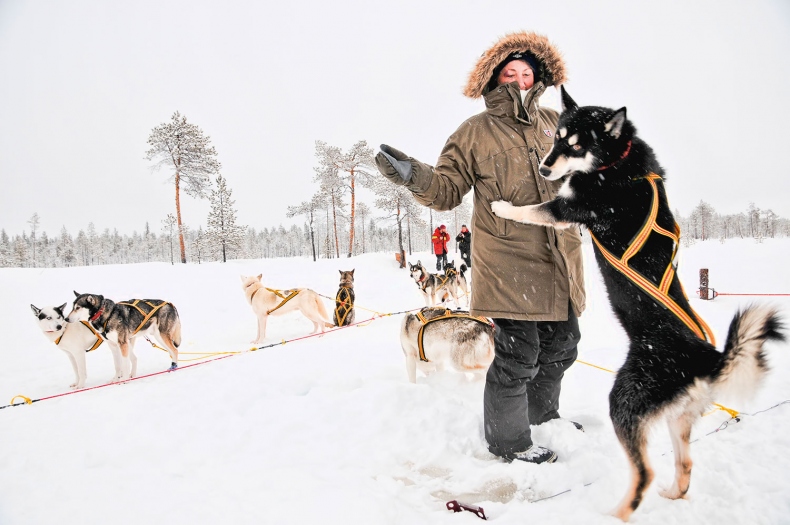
[31,303,104,389]
[241,274,333,344]
[400,306,494,383]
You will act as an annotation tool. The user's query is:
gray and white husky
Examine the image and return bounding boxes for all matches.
[409,260,459,307]
[443,260,469,308]
[67,292,182,382]
[31,303,104,388]
[400,306,494,384]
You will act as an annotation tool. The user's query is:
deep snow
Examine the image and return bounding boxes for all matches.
[1,239,788,524]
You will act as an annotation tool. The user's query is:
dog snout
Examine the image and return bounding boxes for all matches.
[539,166,552,178]
[55,324,63,330]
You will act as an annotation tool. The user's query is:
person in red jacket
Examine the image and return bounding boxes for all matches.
[432,224,450,271]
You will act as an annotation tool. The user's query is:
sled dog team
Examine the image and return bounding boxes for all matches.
[30,90,786,523]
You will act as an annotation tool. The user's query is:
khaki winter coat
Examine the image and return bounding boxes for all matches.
[404,32,586,321]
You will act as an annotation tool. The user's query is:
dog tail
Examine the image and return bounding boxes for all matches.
[315,294,334,328]
[459,263,468,277]
[712,305,784,401]
[172,319,182,348]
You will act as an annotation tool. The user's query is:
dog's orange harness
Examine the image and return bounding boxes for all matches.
[334,287,354,327]
[415,307,492,362]
[264,288,301,315]
[55,320,104,352]
[588,173,716,345]
[116,300,171,335]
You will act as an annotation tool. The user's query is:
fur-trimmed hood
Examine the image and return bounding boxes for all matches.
[463,31,567,99]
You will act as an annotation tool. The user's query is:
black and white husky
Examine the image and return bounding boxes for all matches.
[31,303,104,388]
[443,260,469,307]
[492,87,784,521]
[67,292,182,381]
[409,260,459,307]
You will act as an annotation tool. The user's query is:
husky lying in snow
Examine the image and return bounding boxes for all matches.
[492,87,785,521]
[67,292,182,382]
[400,306,494,384]
[240,274,333,344]
[31,303,104,388]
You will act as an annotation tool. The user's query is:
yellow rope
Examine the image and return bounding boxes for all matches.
[10,395,32,405]
[575,359,616,374]
[574,358,739,418]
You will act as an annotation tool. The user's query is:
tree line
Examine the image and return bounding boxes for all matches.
[3,112,786,268]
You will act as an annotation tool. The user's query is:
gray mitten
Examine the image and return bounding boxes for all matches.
[375,144,414,185]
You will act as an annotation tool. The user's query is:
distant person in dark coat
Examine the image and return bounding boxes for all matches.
[456,224,471,268]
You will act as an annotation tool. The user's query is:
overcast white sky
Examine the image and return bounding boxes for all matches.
[1,0,788,237]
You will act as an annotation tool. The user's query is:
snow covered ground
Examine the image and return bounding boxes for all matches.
[1,238,788,524]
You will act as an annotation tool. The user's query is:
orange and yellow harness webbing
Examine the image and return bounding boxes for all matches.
[415,307,492,362]
[334,287,354,327]
[54,320,104,352]
[116,300,170,336]
[264,288,301,315]
[589,173,716,345]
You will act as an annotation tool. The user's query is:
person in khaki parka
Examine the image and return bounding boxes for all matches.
[375,32,586,465]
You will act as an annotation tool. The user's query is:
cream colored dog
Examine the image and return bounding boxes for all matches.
[241,274,333,344]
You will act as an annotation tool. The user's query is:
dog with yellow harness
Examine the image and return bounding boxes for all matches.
[31,303,104,388]
[240,274,333,344]
[400,306,494,384]
[492,87,785,521]
[67,292,182,382]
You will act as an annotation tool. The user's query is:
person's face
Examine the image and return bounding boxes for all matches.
[497,59,535,91]
[461,227,468,232]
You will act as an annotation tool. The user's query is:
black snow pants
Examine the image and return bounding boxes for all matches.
[460,248,471,268]
[483,304,580,457]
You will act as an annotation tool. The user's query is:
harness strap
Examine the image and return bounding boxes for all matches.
[334,287,354,326]
[80,320,104,352]
[54,320,104,351]
[589,174,716,345]
[264,288,301,315]
[116,300,170,336]
[415,308,492,362]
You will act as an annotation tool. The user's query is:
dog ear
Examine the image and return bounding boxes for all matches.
[339,270,342,275]
[30,304,41,316]
[73,291,80,297]
[256,274,262,281]
[560,86,578,112]
[605,108,627,139]
[351,269,354,275]
[240,275,247,283]
[56,303,67,315]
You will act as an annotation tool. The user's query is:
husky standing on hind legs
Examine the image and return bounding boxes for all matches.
[492,87,785,521]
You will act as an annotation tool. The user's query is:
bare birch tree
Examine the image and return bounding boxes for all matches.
[287,193,325,262]
[314,140,374,258]
[145,111,221,263]
[313,164,345,258]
